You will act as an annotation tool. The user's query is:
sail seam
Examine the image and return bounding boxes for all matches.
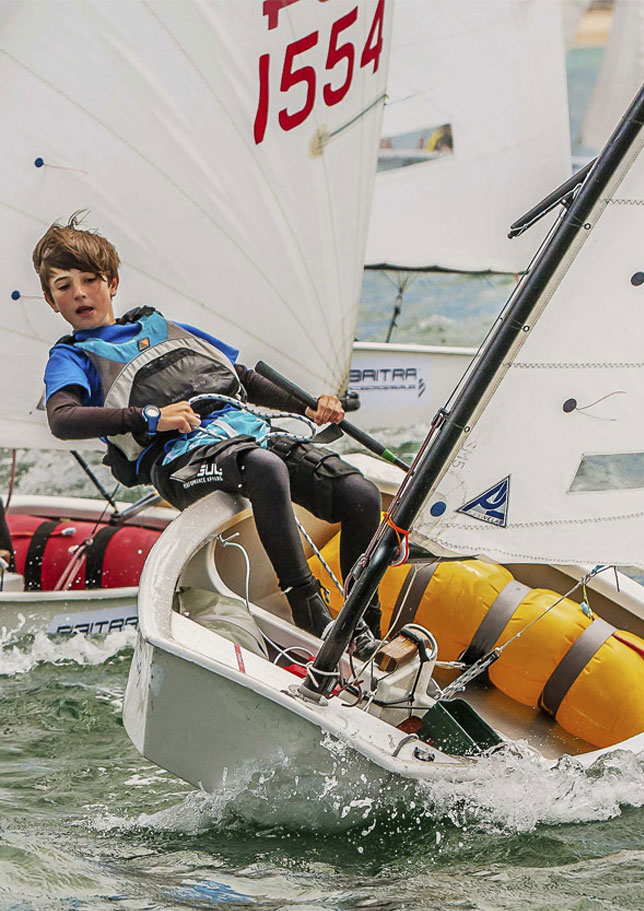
[447,511,644,530]
[506,362,644,369]
[601,198,644,205]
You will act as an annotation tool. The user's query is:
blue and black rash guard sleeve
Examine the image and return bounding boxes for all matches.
[47,387,146,440]
[46,367,307,441]
[235,364,307,415]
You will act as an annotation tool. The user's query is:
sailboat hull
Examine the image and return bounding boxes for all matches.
[349,342,475,434]
[123,459,644,792]
[0,495,175,641]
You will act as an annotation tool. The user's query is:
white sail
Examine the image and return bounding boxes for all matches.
[579,0,644,153]
[561,0,592,48]
[0,0,391,451]
[412,86,644,568]
[365,0,572,273]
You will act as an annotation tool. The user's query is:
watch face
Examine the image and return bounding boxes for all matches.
[145,405,161,419]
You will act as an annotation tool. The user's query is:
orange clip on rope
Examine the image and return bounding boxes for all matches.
[385,514,410,566]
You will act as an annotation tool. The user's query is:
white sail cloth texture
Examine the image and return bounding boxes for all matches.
[412,116,644,568]
[0,0,391,451]
[580,0,644,153]
[365,0,572,274]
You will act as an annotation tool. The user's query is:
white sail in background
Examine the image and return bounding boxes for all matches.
[580,0,644,153]
[561,0,592,48]
[412,91,644,568]
[0,0,391,451]
[365,0,572,274]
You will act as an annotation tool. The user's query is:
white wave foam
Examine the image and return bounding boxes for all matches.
[88,735,644,838]
[417,745,644,835]
[0,627,136,677]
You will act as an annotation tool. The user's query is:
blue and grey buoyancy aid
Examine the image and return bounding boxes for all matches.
[60,307,245,485]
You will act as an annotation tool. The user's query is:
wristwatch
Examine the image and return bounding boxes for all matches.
[142,404,162,435]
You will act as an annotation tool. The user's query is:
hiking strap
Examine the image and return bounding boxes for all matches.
[85,525,121,589]
[24,520,58,591]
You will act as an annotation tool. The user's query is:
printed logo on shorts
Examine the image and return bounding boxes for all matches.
[196,463,223,482]
[138,337,150,351]
[169,461,224,489]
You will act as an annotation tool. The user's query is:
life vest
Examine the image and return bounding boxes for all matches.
[56,307,244,486]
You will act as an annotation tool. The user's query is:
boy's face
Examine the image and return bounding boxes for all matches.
[46,268,118,331]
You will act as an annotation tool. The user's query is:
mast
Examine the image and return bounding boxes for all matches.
[301,81,644,701]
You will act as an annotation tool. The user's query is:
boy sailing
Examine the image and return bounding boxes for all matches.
[35,215,382,656]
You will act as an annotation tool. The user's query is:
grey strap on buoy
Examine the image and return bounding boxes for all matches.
[539,617,616,718]
[461,579,531,665]
[389,561,440,638]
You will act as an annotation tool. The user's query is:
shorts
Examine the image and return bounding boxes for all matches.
[150,434,362,520]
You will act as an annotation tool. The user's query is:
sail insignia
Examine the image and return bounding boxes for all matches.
[456,477,511,528]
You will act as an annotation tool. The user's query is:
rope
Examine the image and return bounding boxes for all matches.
[52,484,119,592]
[188,393,318,444]
[435,564,613,702]
[294,516,344,596]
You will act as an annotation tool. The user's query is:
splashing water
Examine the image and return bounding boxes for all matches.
[89,730,644,844]
[0,627,136,677]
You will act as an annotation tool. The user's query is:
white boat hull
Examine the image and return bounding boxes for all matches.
[349,341,475,434]
[123,461,644,793]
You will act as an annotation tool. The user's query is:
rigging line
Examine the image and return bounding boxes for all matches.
[140,7,345,383]
[4,450,17,509]
[354,414,444,570]
[319,92,388,146]
[3,326,51,345]
[436,567,614,701]
[1,49,335,375]
[495,566,612,655]
[575,391,626,410]
[294,517,344,596]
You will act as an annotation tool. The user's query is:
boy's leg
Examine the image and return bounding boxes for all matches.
[270,439,384,638]
[238,448,337,638]
[152,443,334,638]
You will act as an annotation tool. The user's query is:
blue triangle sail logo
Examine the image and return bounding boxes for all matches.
[457,476,510,527]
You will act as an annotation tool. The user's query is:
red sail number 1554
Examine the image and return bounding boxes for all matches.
[254,0,385,145]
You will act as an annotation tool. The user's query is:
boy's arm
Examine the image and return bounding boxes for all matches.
[235,365,343,425]
[235,364,307,415]
[47,386,146,439]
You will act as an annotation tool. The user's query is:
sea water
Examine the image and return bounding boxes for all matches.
[1,44,644,911]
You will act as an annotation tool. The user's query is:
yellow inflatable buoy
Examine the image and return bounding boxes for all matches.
[308,534,644,748]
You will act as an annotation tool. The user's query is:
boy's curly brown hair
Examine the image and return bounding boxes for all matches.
[32,211,120,299]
